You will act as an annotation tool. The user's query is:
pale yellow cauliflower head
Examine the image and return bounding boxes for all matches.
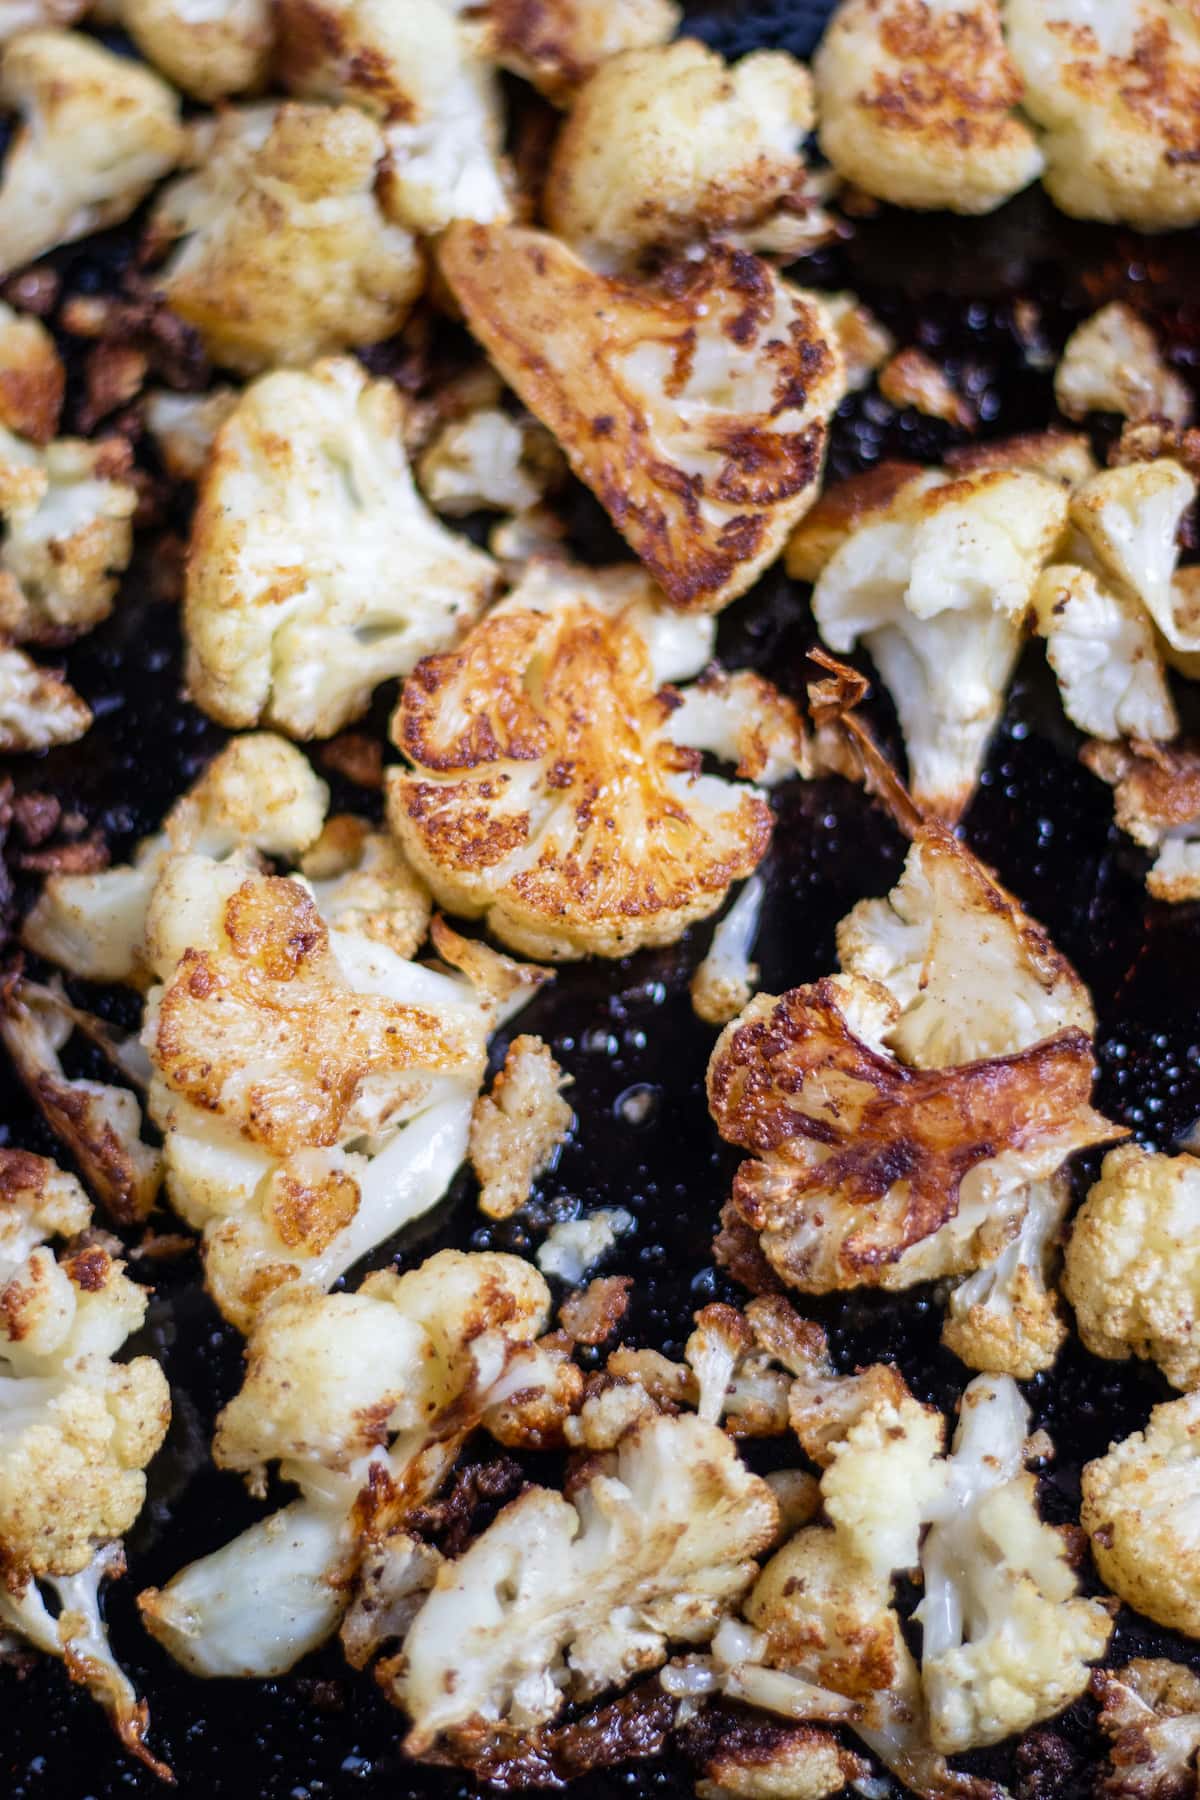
[0,428,135,644]
[1054,301,1192,425]
[121,0,274,101]
[1082,1391,1200,1639]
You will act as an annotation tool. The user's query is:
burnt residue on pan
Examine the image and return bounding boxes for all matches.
[5,13,1200,1800]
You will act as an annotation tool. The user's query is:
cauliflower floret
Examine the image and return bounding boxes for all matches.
[149,103,423,374]
[0,1148,89,1280]
[813,0,1042,213]
[417,406,562,518]
[0,301,62,443]
[1033,563,1178,742]
[439,223,844,612]
[278,0,509,232]
[1064,1143,1200,1392]
[299,815,431,961]
[481,0,681,103]
[0,0,86,38]
[812,467,1069,820]
[878,348,974,429]
[1068,459,1200,675]
[942,1172,1070,1378]
[543,41,823,266]
[536,1208,634,1285]
[394,1411,777,1749]
[690,1713,867,1800]
[1093,1659,1200,1797]
[386,560,786,960]
[0,30,182,280]
[0,428,135,643]
[186,357,496,737]
[470,1035,572,1220]
[916,1374,1111,1752]
[824,292,896,395]
[1081,1391,1200,1638]
[120,0,273,101]
[22,732,329,985]
[142,386,238,482]
[0,641,89,749]
[691,876,766,1028]
[140,1248,550,1676]
[1082,739,1200,903]
[1005,0,1200,230]
[1055,302,1192,425]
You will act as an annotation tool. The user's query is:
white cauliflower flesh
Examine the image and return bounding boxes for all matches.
[544,40,824,266]
[299,815,432,962]
[394,1411,777,1750]
[439,222,844,613]
[1068,458,1200,669]
[120,0,274,101]
[1054,302,1192,425]
[0,300,62,443]
[0,29,182,280]
[0,0,86,39]
[691,875,766,1028]
[812,467,1069,821]
[150,103,423,374]
[142,386,238,483]
[1065,1143,1200,1392]
[1005,0,1200,229]
[1081,1390,1200,1639]
[0,641,90,749]
[941,1172,1070,1378]
[185,357,496,738]
[386,560,786,961]
[417,404,561,519]
[537,1208,634,1286]
[140,1249,550,1676]
[915,1374,1111,1752]
[1033,562,1178,743]
[481,0,681,103]
[0,427,135,643]
[278,0,509,232]
[23,732,329,985]
[470,1035,572,1220]
[1083,739,1200,903]
[1093,1659,1200,1798]
[813,0,1043,213]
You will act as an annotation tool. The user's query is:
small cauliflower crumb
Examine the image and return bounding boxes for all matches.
[878,348,974,428]
[1083,739,1200,904]
[537,1208,634,1284]
[142,387,238,483]
[691,877,766,1028]
[0,429,136,644]
[823,292,895,394]
[470,1035,573,1219]
[0,641,89,749]
[0,301,62,444]
[1055,302,1192,425]
[417,405,562,518]
[1081,1390,1200,1639]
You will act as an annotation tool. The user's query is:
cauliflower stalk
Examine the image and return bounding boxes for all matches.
[1081,1390,1200,1639]
[691,875,766,1028]
[0,425,135,644]
[941,1172,1070,1378]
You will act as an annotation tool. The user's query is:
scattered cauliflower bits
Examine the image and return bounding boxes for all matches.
[140,1249,556,1677]
[0,1147,170,1771]
[0,29,183,281]
[185,357,497,738]
[470,1035,573,1220]
[813,0,1043,214]
[121,0,274,102]
[0,428,135,645]
[0,641,90,750]
[1081,1390,1200,1639]
[1083,739,1200,903]
[387,560,786,960]
[1093,1660,1200,1797]
[1005,0,1200,230]
[1055,301,1193,426]
[149,103,423,374]
[438,223,844,612]
[0,301,63,445]
[544,40,827,267]
[481,0,681,103]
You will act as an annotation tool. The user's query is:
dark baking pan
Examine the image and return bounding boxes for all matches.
[4,3,1200,1795]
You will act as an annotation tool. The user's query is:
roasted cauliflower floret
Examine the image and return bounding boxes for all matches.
[0,641,89,749]
[470,1035,572,1220]
[1055,302,1192,425]
[812,0,1042,213]
[0,0,87,39]
[692,876,766,1028]
[481,0,681,103]
[299,815,432,961]
[0,429,135,644]
[417,404,562,519]
[0,301,62,444]
[141,1249,551,1677]
[1064,1144,1200,1392]
[121,0,274,101]
[812,467,1069,820]
[23,732,329,984]
[386,560,783,960]
[1083,739,1200,903]
[941,1172,1069,1378]
[142,386,238,483]
[439,223,844,612]
[1067,458,1200,675]
[150,103,423,374]
[392,1411,777,1750]
[1005,0,1200,230]
[1093,1659,1200,1798]
[278,0,508,232]
[544,41,822,266]
[1033,563,1178,743]
[185,357,496,738]
[1081,1391,1200,1639]
[0,30,182,281]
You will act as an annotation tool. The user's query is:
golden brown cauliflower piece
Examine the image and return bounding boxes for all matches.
[813,0,1043,213]
[1055,301,1192,426]
[0,30,183,281]
[0,0,87,38]
[544,40,826,266]
[0,429,135,644]
[386,561,779,960]
[0,642,89,750]
[1093,1659,1200,1798]
[299,815,432,961]
[149,103,423,374]
[438,222,844,612]
[1083,740,1200,904]
[469,1035,573,1219]
[184,356,496,737]
[0,301,62,444]
[142,386,239,483]
[481,0,681,103]
[1081,1392,1200,1640]
[121,0,274,101]
[1005,0,1200,230]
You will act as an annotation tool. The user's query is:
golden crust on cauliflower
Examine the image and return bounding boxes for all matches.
[0,430,135,645]
[482,0,681,103]
[0,29,182,281]
[0,642,90,750]
[185,356,496,738]
[0,302,62,445]
[122,0,273,100]
[812,0,1042,213]
[1093,1659,1200,1798]
[1055,301,1192,426]
[1083,739,1200,903]
[470,1035,572,1220]
[299,816,432,961]
[438,222,843,612]
[544,41,824,265]
[150,103,423,374]
[1081,1391,1200,1639]
[387,561,774,960]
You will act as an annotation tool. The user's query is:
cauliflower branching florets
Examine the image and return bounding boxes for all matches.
[470,1035,573,1220]
[479,0,681,103]
[120,0,274,101]
[0,0,87,39]
[417,402,562,519]
[812,0,1043,214]
[185,356,497,738]
[148,103,423,374]
[1081,1391,1200,1640]
[0,641,90,749]
[438,222,844,612]
[0,427,135,644]
[0,29,182,281]
[1093,1659,1200,1798]
[1054,301,1192,426]
[386,560,799,960]
[941,1172,1070,1379]
[1033,562,1179,744]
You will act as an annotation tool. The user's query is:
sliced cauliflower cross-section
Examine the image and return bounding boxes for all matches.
[186,357,496,739]
[1081,1391,1200,1639]
[439,222,844,612]
[387,560,782,960]
[813,0,1043,214]
[0,428,135,645]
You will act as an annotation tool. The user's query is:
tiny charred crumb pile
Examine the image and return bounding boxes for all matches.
[6,1,1200,1798]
